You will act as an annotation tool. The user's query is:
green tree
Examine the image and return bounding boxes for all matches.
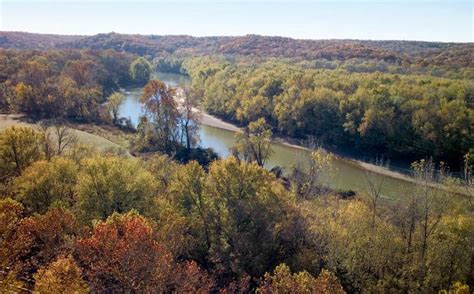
[15,157,78,214]
[232,118,273,167]
[76,155,158,223]
[0,126,43,180]
[203,157,298,278]
[129,57,152,85]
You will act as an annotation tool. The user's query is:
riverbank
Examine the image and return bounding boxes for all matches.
[175,89,464,193]
[175,87,416,185]
[197,112,474,197]
[199,111,417,184]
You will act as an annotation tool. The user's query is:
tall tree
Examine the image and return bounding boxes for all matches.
[181,87,201,151]
[107,92,125,124]
[139,79,179,153]
[232,118,273,167]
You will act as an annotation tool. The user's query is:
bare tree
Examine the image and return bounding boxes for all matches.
[289,147,333,199]
[38,122,55,161]
[53,123,78,155]
[181,87,201,151]
[363,157,389,227]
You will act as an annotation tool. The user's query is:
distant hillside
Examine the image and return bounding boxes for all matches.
[0,31,84,50]
[1,31,473,69]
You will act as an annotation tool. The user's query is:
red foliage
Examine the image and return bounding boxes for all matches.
[5,207,79,287]
[75,212,212,292]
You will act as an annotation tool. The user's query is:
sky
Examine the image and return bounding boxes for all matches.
[0,0,472,42]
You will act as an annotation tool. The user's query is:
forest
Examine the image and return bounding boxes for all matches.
[182,57,473,168]
[0,31,473,293]
[1,124,472,293]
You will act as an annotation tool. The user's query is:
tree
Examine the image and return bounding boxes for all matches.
[107,92,125,124]
[0,126,43,180]
[129,57,152,85]
[4,208,79,288]
[203,157,298,279]
[34,256,89,293]
[139,79,180,153]
[181,87,201,151]
[53,123,78,155]
[289,147,333,199]
[63,59,99,88]
[168,161,210,255]
[15,157,78,214]
[75,155,158,223]
[232,118,273,167]
[0,198,23,264]
[38,122,78,159]
[74,211,212,292]
[257,264,345,294]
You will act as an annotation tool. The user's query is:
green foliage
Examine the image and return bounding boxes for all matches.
[232,118,273,167]
[129,57,152,85]
[15,157,78,214]
[202,157,298,278]
[0,126,43,181]
[75,155,158,223]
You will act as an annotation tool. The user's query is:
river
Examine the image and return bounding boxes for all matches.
[121,72,416,199]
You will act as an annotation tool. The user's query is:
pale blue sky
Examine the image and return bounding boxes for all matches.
[0,0,472,42]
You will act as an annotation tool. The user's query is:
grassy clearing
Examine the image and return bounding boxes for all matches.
[0,114,130,155]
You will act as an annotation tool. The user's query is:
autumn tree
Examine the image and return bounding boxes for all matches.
[74,211,212,292]
[34,255,89,293]
[0,198,23,264]
[138,79,180,153]
[232,118,273,167]
[4,208,79,288]
[107,92,125,124]
[257,264,345,294]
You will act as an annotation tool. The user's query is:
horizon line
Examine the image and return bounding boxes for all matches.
[2,30,473,44]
